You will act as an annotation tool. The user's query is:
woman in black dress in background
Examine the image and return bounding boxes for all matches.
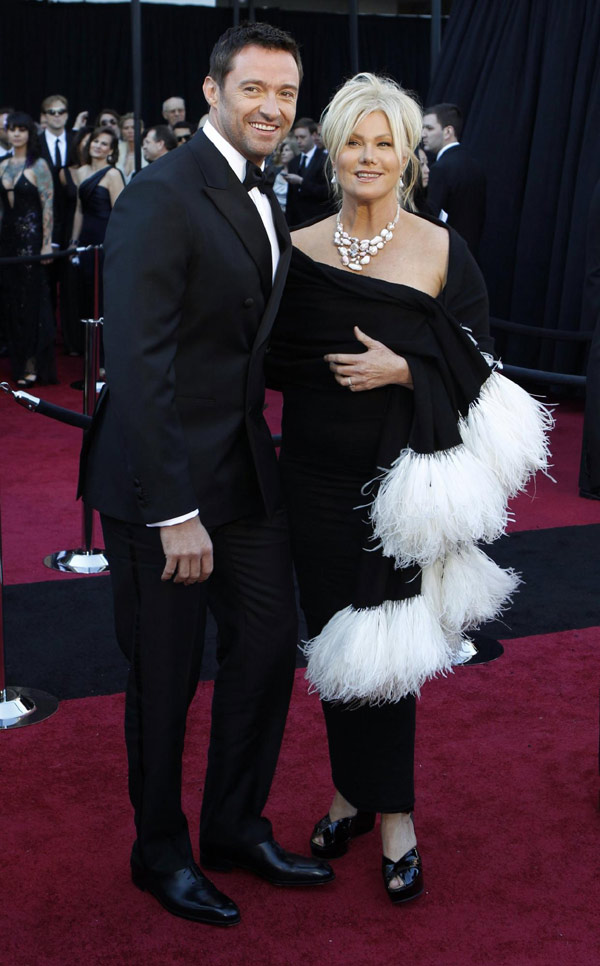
[267,74,551,903]
[71,126,124,320]
[0,112,55,385]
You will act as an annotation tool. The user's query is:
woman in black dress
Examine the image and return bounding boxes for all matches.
[71,126,124,320]
[0,112,55,385]
[267,74,551,903]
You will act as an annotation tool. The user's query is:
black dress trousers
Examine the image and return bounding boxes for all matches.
[101,508,298,875]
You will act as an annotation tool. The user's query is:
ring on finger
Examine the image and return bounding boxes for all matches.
[347,376,353,388]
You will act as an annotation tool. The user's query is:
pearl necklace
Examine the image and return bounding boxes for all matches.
[333,204,400,271]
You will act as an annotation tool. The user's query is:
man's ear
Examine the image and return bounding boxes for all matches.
[203,76,219,109]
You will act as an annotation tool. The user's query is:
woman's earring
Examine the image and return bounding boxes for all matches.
[331,169,337,184]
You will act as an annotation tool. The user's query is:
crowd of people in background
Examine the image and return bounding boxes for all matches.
[0,88,486,386]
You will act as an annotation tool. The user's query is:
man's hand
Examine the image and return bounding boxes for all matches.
[160,516,213,585]
[283,172,303,185]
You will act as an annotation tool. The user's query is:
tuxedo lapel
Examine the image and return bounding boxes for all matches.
[188,131,291,351]
[190,133,272,297]
[204,179,273,297]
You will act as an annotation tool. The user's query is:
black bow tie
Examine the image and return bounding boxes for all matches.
[243,162,275,194]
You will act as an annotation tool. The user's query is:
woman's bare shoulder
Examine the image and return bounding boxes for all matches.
[291,214,337,255]
[405,210,448,245]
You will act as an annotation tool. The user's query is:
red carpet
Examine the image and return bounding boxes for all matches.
[2,354,600,965]
[2,635,599,966]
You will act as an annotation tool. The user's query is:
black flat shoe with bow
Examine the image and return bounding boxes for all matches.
[310,810,376,859]
[382,847,424,904]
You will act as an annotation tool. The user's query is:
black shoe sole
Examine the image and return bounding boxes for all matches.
[200,854,335,888]
[387,882,424,904]
[132,872,241,926]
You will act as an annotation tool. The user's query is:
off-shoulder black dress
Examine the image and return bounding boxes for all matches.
[266,221,492,812]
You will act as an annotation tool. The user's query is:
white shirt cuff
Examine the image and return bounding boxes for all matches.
[147,509,199,528]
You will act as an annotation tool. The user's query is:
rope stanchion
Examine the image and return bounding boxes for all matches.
[0,245,77,266]
[44,317,109,575]
[0,486,59,730]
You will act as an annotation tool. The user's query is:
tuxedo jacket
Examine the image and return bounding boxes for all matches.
[427,144,486,257]
[80,130,292,530]
[285,147,334,227]
[39,129,75,246]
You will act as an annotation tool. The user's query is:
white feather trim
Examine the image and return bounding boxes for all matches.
[422,545,521,633]
[369,446,508,568]
[459,370,554,497]
[303,596,455,704]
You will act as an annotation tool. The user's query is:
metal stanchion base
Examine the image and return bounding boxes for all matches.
[454,633,504,667]
[44,548,109,574]
[0,686,59,730]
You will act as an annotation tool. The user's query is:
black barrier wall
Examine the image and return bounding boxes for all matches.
[0,3,431,124]
[428,0,600,376]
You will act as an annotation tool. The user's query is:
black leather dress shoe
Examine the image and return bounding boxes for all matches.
[201,839,335,887]
[132,862,240,925]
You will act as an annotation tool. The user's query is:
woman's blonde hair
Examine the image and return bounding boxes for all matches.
[320,72,423,211]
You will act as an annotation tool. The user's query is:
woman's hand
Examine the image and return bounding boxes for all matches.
[324,325,413,392]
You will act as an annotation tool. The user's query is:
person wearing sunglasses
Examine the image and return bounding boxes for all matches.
[38,95,77,326]
[173,120,193,146]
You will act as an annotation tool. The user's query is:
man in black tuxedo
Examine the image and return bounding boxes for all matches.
[39,95,75,251]
[284,116,333,227]
[38,95,77,341]
[80,22,333,926]
[422,102,486,258]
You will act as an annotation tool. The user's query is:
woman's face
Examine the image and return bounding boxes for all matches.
[280,143,294,165]
[335,110,403,205]
[418,148,429,188]
[89,132,114,161]
[8,125,29,150]
[121,119,135,143]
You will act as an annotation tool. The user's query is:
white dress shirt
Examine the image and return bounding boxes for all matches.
[44,129,67,167]
[149,118,281,528]
[435,141,460,161]
[299,143,317,168]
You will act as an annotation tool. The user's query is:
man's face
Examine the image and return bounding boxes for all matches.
[203,44,299,165]
[175,125,192,146]
[43,100,68,134]
[293,126,314,153]
[421,113,445,154]
[163,98,186,126]
[100,114,120,136]
[142,130,164,162]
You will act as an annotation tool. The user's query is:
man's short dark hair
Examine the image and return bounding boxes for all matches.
[293,116,317,135]
[146,124,177,151]
[424,103,463,139]
[208,21,303,87]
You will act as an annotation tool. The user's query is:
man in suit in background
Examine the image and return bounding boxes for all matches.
[284,115,333,227]
[38,95,76,328]
[39,95,74,250]
[80,21,333,927]
[422,102,486,258]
